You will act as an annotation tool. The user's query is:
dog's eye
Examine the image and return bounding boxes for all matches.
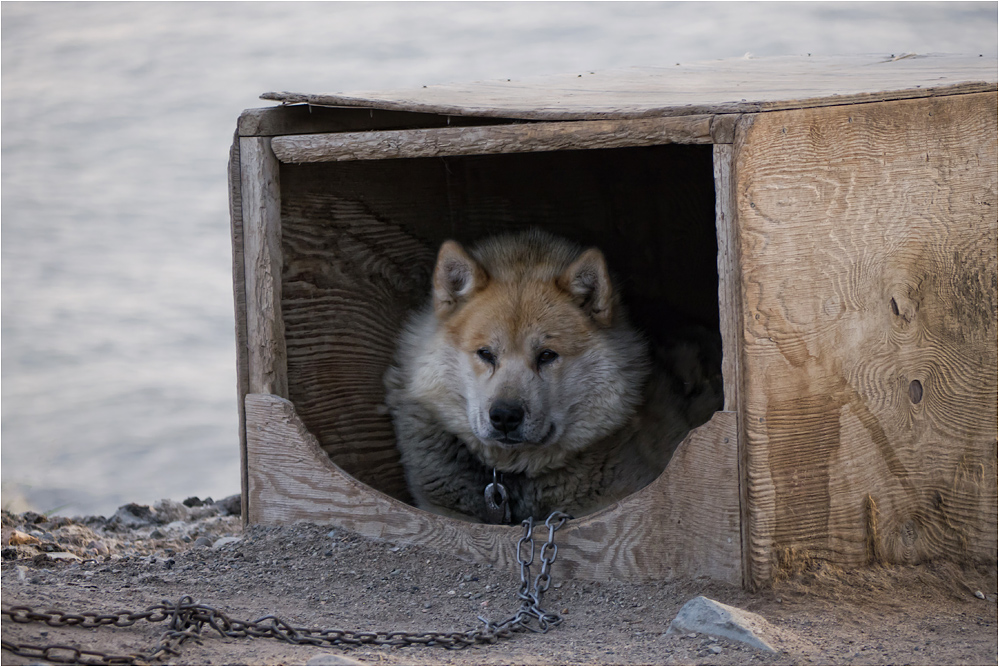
[536,349,559,366]
[477,348,497,365]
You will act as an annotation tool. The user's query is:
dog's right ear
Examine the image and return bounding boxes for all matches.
[433,240,487,317]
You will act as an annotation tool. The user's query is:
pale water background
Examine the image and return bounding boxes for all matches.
[3,2,996,517]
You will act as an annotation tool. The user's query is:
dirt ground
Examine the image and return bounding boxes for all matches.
[2,500,996,666]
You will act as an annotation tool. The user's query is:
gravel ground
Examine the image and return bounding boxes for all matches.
[2,500,996,666]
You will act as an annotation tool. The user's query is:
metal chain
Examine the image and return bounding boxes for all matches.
[1,511,569,665]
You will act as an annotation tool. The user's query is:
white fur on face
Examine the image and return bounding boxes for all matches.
[461,347,557,448]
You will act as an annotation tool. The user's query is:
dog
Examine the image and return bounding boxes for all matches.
[384,229,721,523]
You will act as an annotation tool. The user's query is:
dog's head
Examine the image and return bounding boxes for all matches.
[426,233,648,474]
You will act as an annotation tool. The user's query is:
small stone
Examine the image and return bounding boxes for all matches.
[423,602,432,609]
[44,551,81,562]
[183,496,205,507]
[149,529,165,539]
[214,494,241,516]
[304,653,362,666]
[668,596,777,652]
[112,504,156,528]
[193,536,213,548]
[975,590,985,599]
[4,529,40,546]
[212,536,241,550]
[153,500,191,523]
[709,644,723,654]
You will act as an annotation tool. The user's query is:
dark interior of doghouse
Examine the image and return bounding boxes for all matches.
[279,143,721,506]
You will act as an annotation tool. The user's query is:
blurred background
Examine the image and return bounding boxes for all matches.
[3,1,997,517]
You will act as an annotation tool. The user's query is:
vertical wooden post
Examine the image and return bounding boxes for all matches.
[239,137,288,399]
[714,132,752,588]
[228,135,251,524]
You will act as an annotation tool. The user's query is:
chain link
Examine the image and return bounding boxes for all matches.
[2,511,569,665]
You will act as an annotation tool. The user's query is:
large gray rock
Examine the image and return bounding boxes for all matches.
[667,596,777,652]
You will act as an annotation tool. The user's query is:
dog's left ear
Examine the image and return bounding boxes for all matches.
[558,248,613,326]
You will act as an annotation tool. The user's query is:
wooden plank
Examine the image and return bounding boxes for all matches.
[237,105,517,138]
[713,144,740,413]
[228,133,251,524]
[261,55,996,121]
[239,137,288,398]
[734,93,998,586]
[245,392,741,583]
[713,139,751,587]
[271,116,713,163]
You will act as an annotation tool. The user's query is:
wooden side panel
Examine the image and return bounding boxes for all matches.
[240,137,288,397]
[735,93,999,585]
[246,393,741,583]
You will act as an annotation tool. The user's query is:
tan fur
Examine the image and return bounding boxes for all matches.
[384,229,721,522]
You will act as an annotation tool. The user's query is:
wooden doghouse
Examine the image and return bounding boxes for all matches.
[228,55,998,589]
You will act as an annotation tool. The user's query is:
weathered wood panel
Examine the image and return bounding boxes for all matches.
[713,139,753,586]
[735,93,998,586]
[713,143,740,413]
[270,116,713,163]
[240,137,288,398]
[262,55,996,121]
[279,162,446,502]
[245,393,741,583]
[228,134,251,523]
[238,105,515,138]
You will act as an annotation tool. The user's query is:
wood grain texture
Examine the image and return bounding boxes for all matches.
[245,393,741,583]
[240,137,288,398]
[278,163,442,502]
[713,140,752,587]
[261,55,996,121]
[228,133,251,524]
[270,116,713,163]
[734,93,998,586]
[713,144,740,413]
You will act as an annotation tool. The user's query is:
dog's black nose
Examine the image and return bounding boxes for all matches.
[489,401,524,434]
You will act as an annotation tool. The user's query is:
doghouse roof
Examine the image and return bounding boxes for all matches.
[262,54,997,120]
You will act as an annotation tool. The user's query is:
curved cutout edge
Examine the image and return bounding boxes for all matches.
[245,393,740,583]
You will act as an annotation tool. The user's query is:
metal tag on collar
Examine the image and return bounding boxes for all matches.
[484,468,511,524]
